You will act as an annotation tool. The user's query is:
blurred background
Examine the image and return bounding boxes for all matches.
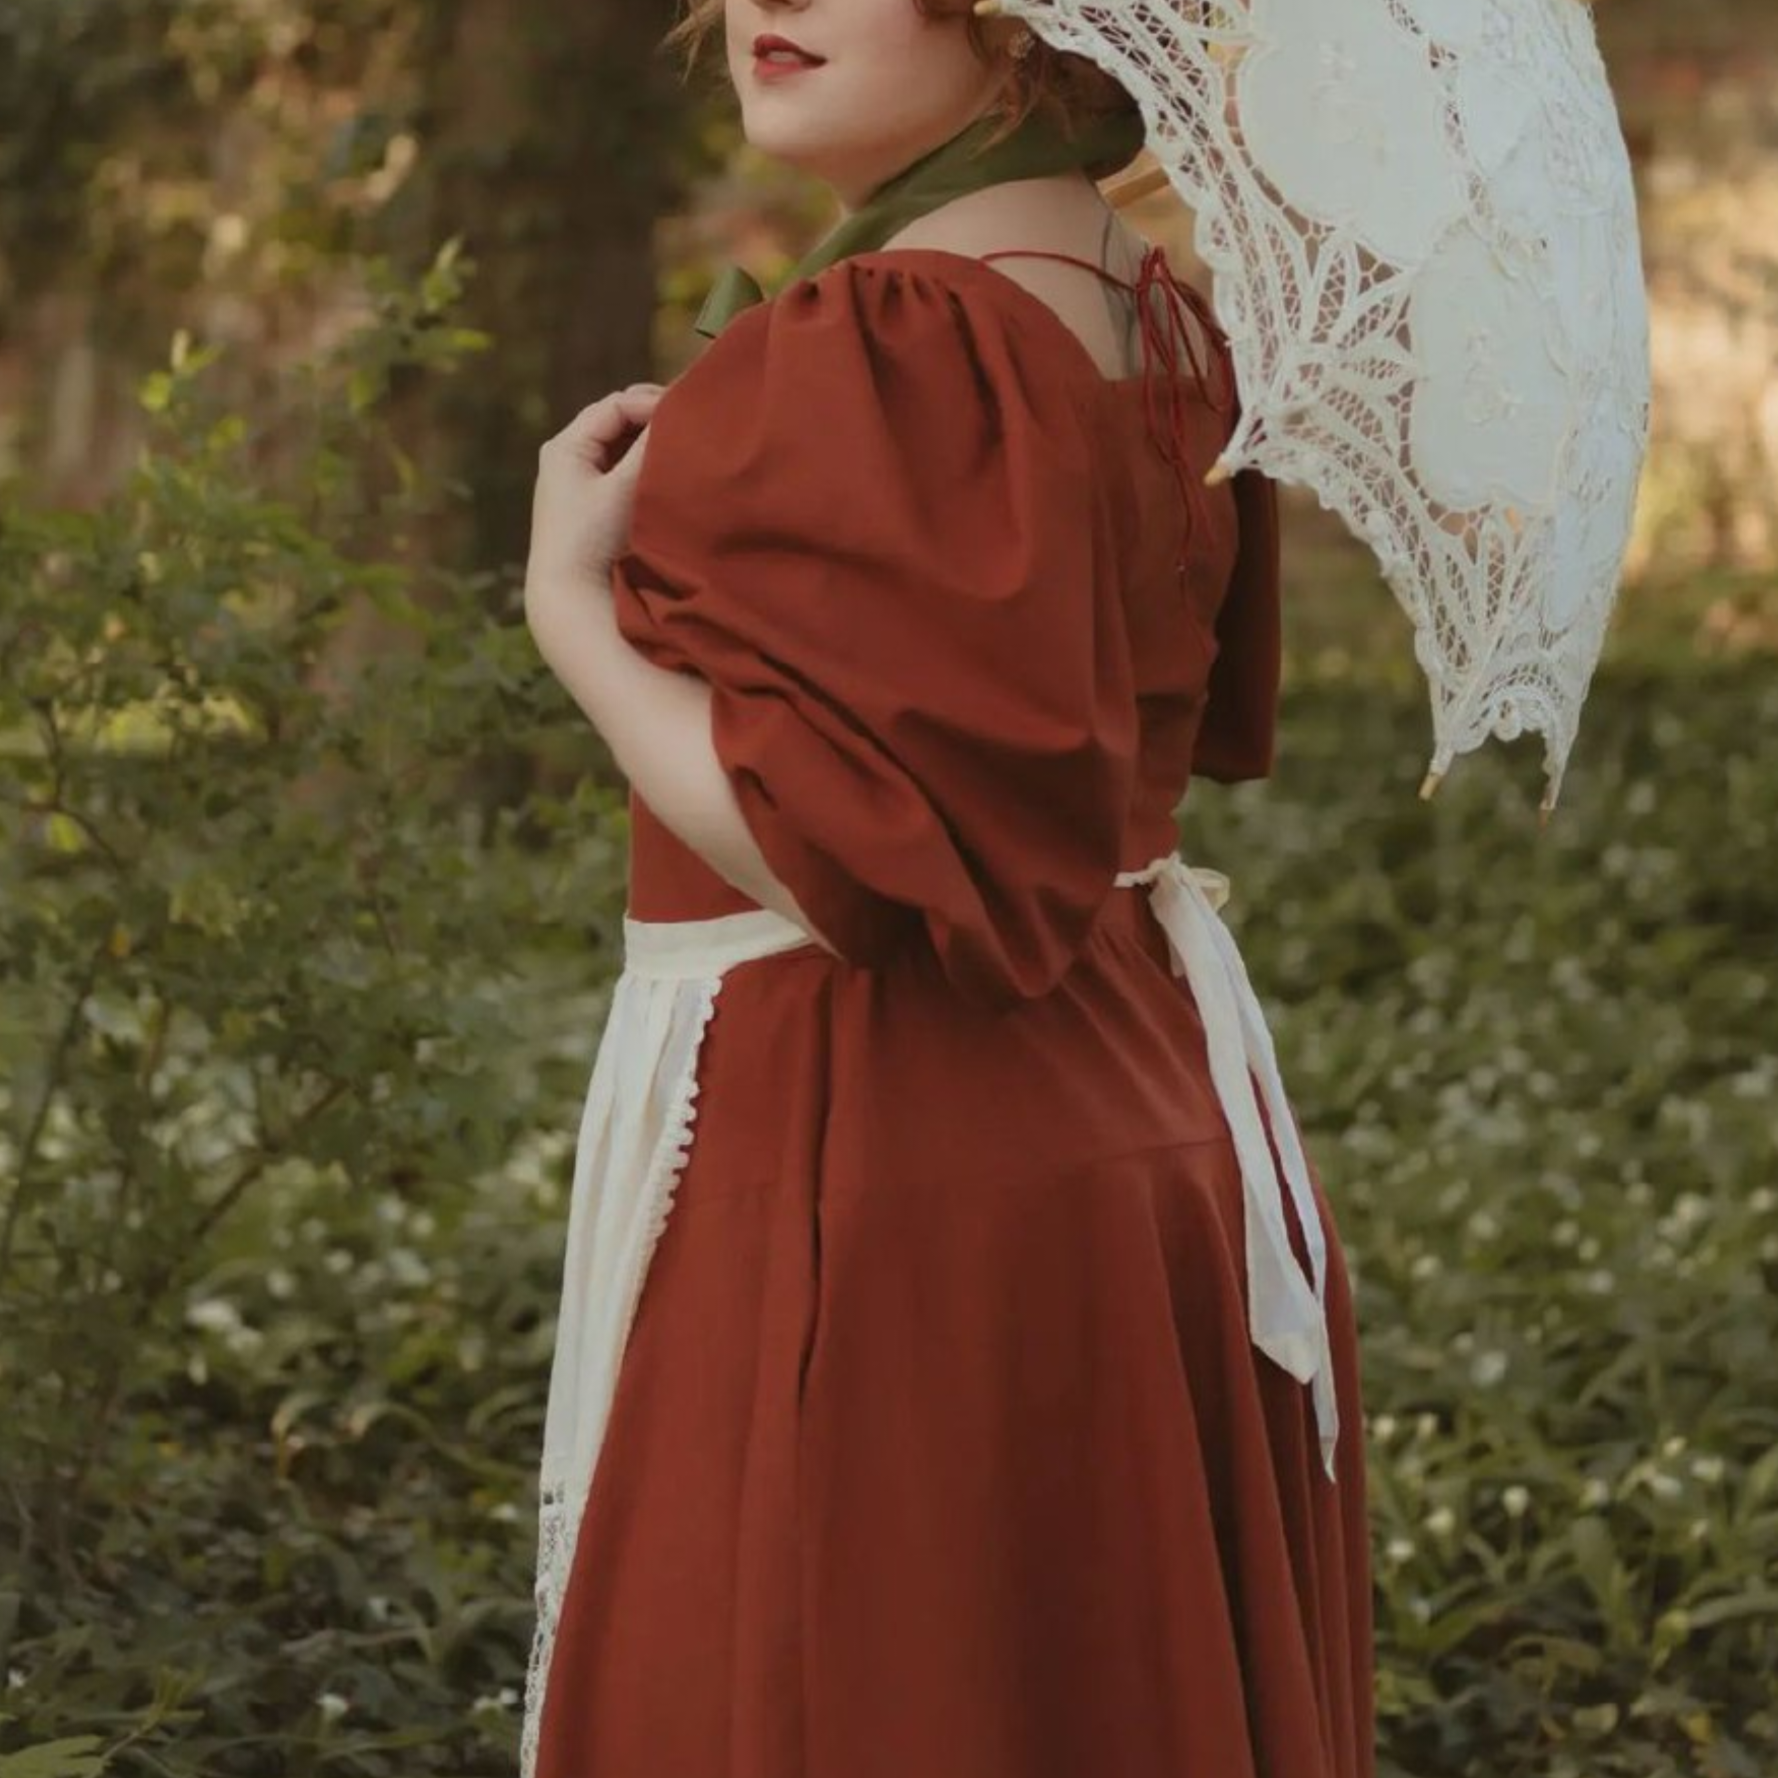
[1,4,1773,1776]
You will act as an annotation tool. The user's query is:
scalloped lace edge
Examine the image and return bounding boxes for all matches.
[518,971,725,1778]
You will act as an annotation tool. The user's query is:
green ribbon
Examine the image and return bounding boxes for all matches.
[694,104,1147,340]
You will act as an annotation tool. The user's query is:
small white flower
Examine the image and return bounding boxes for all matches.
[1425,1505,1457,1537]
[1661,1433,1687,1459]
[1371,1413,1399,1443]
[1385,1535,1415,1563]
[1647,1471,1683,1502]
[1689,1455,1725,1486]
[1502,1484,1530,1519]
[387,1246,432,1288]
[1664,1193,1710,1233]
[186,1297,244,1335]
[1471,1349,1509,1388]
[1580,1476,1611,1509]
[1415,1412,1440,1440]
[317,1692,349,1722]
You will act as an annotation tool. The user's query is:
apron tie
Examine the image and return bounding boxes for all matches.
[1116,853,1341,1484]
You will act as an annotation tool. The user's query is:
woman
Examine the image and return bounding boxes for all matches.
[520,1,1375,1775]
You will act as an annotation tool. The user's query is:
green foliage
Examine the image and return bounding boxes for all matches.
[0,247,627,1774]
[0,0,402,339]
[1186,597,1778,1778]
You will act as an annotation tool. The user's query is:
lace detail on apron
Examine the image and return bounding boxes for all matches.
[520,908,818,1778]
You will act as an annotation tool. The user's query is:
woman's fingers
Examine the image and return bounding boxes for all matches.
[547,384,668,470]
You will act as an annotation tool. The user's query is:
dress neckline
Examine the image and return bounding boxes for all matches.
[844,244,1228,411]
[846,244,1235,552]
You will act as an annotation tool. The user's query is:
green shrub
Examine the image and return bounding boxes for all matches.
[0,247,627,1775]
[1189,618,1778,1778]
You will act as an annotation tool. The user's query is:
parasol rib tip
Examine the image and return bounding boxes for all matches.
[972,0,1003,13]
[1418,769,1444,801]
[1204,457,1235,488]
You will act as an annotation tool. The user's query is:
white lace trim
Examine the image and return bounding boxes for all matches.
[520,905,816,1778]
[520,970,722,1778]
[1008,0,1651,806]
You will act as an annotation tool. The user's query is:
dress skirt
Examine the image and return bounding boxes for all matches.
[525,858,1375,1778]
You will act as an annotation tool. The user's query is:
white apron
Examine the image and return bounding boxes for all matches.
[519,853,1339,1778]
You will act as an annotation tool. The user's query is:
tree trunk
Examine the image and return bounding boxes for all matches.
[411,0,688,573]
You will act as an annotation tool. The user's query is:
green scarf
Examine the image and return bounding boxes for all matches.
[694,103,1147,340]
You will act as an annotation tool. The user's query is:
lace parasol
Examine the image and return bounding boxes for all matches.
[976,0,1652,813]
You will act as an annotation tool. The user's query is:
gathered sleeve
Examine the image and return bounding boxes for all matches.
[609,258,1138,1006]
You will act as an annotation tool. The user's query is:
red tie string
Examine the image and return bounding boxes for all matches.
[980,243,1237,560]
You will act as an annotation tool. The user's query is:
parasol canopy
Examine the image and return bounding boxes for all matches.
[977,0,1652,812]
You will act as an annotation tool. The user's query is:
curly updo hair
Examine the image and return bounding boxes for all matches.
[663,0,1143,172]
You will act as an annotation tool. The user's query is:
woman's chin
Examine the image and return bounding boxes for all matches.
[738,112,849,178]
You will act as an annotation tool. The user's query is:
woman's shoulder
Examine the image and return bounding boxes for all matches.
[795,246,1126,388]
[659,248,1112,452]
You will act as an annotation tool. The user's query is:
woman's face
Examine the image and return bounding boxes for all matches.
[724,0,1005,209]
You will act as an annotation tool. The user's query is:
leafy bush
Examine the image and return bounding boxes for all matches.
[0,248,627,1775]
[1190,611,1778,1778]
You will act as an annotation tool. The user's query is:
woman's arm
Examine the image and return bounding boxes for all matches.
[520,385,837,954]
[526,567,840,956]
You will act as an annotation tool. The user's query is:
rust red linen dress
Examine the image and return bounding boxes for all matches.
[534,246,1375,1778]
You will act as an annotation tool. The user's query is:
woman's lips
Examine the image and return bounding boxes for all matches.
[752,47,825,80]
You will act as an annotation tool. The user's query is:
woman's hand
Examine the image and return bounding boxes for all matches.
[523,382,667,619]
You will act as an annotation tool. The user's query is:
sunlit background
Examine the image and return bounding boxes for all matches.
[2,4,1774,1775]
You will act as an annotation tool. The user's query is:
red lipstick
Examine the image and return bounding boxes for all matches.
[752,32,826,79]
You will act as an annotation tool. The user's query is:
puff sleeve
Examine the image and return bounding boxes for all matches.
[609,259,1138,1006]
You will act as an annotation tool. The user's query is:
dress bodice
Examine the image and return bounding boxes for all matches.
[611,246,1280,1000]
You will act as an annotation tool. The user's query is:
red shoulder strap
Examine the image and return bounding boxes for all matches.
[979,244,1234,550]
[981,245,1276,782]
